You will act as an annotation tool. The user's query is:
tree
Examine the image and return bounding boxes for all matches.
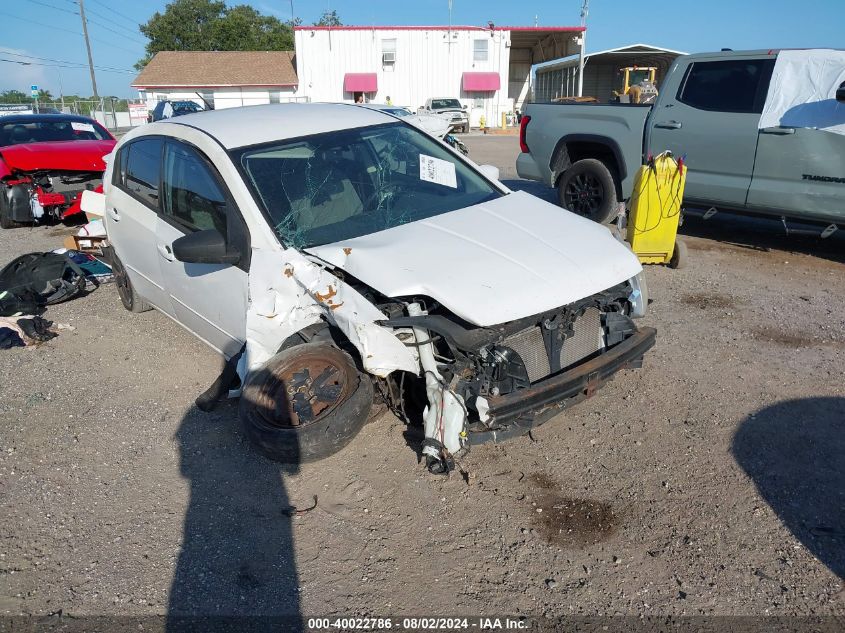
[0,90,29,104]
[136,0,295,70]
[315,9,341,26]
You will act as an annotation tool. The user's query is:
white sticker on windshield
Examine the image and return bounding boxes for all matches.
[419,153,457,188]
[71,121,95,133]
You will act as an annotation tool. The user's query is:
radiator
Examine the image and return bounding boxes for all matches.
[504,308,605,383]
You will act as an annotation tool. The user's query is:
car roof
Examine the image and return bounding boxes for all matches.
[158,102,396,149]
[0,113,100,125]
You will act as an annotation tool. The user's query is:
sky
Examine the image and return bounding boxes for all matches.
[2,0,843,98]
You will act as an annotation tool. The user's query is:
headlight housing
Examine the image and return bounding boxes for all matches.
[628,272,648,318]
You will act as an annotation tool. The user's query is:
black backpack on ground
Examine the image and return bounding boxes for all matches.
[0,252,89,316]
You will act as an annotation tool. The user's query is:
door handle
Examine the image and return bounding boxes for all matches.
[157,243,174,261]
[760,126,795,135]
[106,207,120,221]
[654,121,682,129]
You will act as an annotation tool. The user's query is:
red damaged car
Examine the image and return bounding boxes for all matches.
[0,114,115,229]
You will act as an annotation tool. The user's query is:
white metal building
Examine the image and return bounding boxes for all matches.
[293,25,583,128]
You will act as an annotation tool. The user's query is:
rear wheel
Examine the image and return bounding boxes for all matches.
[111,251,151,313]
[558,158,619,224]
[240,343,374,463]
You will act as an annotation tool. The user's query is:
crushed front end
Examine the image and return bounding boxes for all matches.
[1,170,104,224]
[378,279,655,472]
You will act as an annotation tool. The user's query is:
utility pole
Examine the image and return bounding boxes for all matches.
[577,0,589,97]
[78,0,99,99]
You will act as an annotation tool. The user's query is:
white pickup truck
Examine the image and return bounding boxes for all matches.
[418,98,469,133]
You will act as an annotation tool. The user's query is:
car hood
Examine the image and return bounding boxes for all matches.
[305,190,642,327]
[0,140,115,173]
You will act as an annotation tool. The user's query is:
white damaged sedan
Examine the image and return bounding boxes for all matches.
[89,103,654,472]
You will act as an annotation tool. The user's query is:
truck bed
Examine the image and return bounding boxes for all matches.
[518,102,652,196]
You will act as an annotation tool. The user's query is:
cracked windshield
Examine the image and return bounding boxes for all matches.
[235,122,500,248]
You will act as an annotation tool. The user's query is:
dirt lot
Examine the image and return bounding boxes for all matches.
[1,135,844,623]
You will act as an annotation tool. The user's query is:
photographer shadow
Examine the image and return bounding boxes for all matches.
[167,401,302,631]
[732,397,845,580]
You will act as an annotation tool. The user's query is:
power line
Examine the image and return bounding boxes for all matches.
[21,0,78,15]
[89,0,142,29]
[84,16,147,44]
[0,49,134,73]
[6,13,144,56]
[0,58,134,74]
[84,7,144,38]
[6,12,80,36]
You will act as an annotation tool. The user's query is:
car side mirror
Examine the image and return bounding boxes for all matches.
[837,81,845,103]
[478,164,500,181]
[172,229,240,265]
[462,104,468,109]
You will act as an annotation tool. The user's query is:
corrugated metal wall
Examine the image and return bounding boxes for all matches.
[534,51,681,103]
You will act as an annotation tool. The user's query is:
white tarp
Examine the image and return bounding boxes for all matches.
[759,49,845,136]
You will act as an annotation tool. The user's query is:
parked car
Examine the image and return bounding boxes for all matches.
[517,48,845,229]
[89,103,654,470]
[419,98,469,133]
[0,114,115,228]
[147,100,205,123]
[360,104,413,117]
[361,103,469,155]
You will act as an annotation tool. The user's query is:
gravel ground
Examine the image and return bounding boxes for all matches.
[1,135,844,623]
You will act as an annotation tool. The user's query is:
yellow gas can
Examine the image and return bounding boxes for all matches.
[626,151,687,266]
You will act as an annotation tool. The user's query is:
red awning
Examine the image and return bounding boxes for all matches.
[462,72,501,91]
[344,73,378,92]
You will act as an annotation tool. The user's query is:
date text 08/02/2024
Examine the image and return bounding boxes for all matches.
[306,617,529,630]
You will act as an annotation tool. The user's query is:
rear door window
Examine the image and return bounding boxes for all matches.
[122,137,163,208]
[677,59,774,113]
[161,141,228,236]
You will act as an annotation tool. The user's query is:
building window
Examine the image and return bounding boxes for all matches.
[382,39,397,69]
[473,39,488,62]
[198,91,215,110]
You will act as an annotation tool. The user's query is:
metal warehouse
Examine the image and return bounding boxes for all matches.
[294,24,585,128]
[533,43,686,103]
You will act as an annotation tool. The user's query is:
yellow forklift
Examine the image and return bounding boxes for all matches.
[614,66,659,104]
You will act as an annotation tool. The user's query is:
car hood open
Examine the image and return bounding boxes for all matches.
[305,190,642,327]
[0,140,115,173]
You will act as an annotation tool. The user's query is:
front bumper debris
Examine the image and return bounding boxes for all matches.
[473,326,656,443]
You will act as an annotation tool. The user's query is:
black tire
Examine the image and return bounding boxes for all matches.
[110,251,151,312]
[669,237,688,269]
[240,343,374,463]
[558,158,619,224]
[463,124,470,134]
[0,188,24,229]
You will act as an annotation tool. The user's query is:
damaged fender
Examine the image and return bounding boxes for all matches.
[244,248,418,379]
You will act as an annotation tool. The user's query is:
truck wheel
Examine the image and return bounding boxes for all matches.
[669,237,688,269]
[111,251,152,313]
[240,343,374,464]
[558,159,619,224]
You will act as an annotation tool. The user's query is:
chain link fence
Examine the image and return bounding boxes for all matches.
[0,98,147,132]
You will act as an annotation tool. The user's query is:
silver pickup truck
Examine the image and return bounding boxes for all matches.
[517,49,845,230]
